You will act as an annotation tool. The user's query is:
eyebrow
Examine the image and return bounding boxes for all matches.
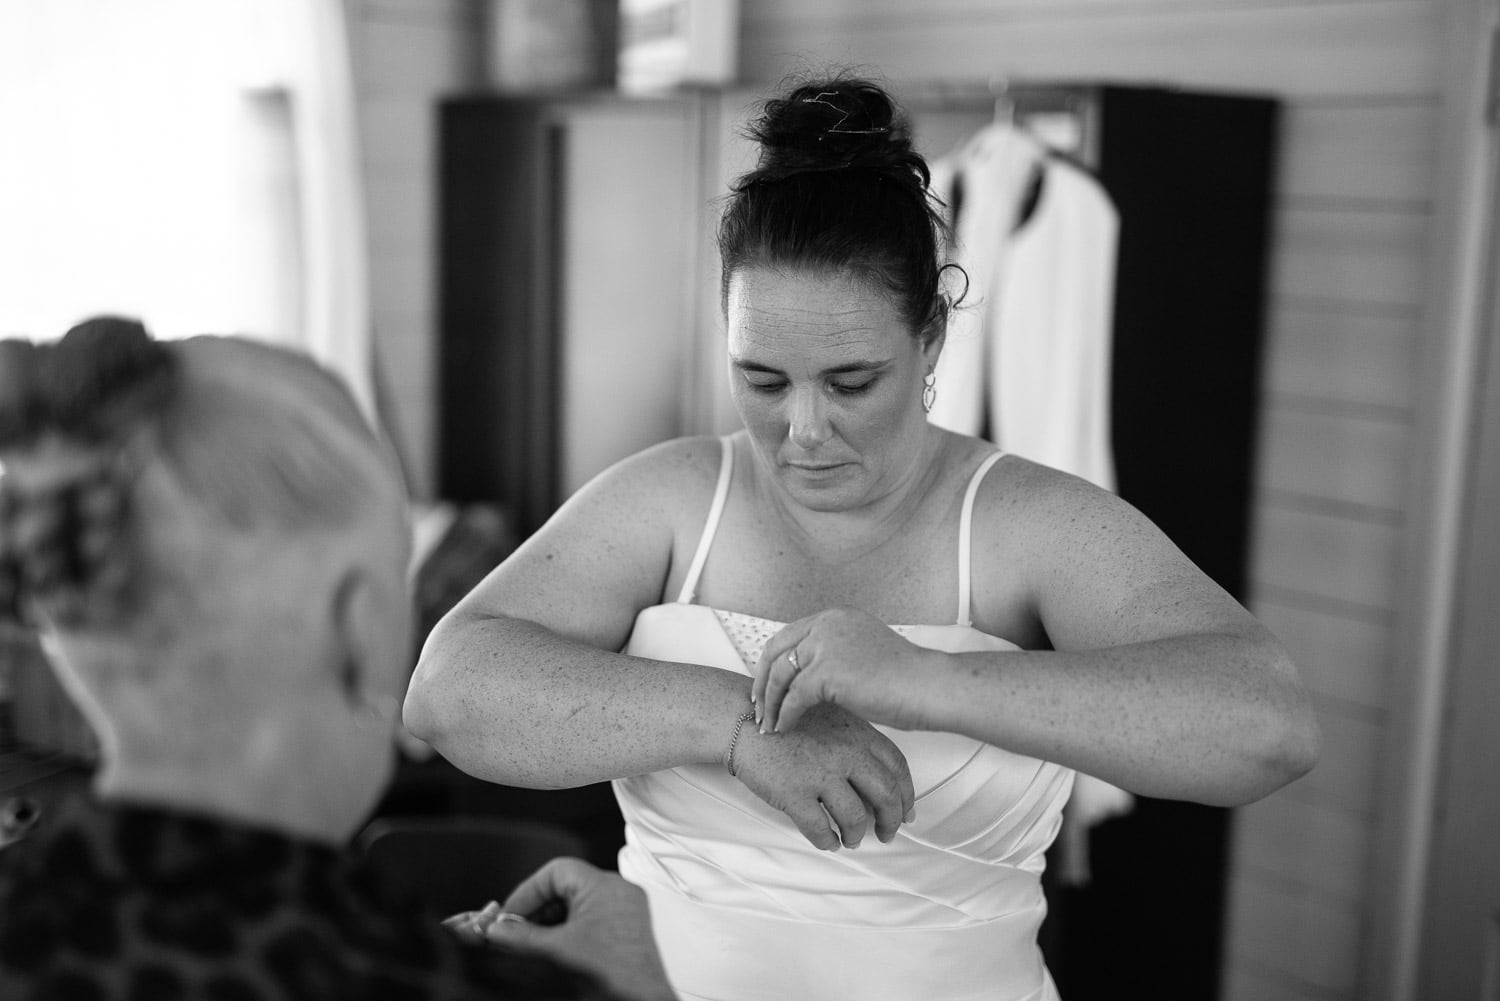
[731,358,894,376]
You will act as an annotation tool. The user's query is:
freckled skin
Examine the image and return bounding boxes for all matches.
[725,267,945,516]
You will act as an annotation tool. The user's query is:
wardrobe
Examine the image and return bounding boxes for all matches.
[438,82,1278,1000]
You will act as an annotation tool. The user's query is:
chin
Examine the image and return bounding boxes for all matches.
[782,474,865,511]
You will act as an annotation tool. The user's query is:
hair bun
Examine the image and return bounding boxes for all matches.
[22,316,179,447]
[0,316,175,628]
[743,78,928,189]
[0,340,43,449]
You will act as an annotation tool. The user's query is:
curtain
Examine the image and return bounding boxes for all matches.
[0,0,374,419]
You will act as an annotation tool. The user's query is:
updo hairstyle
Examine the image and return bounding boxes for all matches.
[0,317,390,630]
[717,76,955,343]
[0,318,177,626]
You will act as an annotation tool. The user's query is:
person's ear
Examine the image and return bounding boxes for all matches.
[922,325,946,370]
[332,569,380,702]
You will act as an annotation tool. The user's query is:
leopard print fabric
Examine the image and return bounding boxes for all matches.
[0,793,617,1001]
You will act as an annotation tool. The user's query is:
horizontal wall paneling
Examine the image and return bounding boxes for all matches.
[741,4,1440,100]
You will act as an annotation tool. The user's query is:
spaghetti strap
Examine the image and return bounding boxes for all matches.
[677,436,735,604]
[956,451,1005,627]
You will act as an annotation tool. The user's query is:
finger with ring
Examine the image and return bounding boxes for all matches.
[787,649,800,673]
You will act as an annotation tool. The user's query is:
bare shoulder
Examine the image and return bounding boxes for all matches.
[975,455,1160,561]
[446,435,728,649]
[969,454,1259,649]
[562,434,725,524]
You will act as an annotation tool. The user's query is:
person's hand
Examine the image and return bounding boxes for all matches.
[752,608,937,735]
[478,858,675,1001]
[731,699,915,850]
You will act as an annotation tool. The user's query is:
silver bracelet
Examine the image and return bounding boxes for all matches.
[724,708,757,776]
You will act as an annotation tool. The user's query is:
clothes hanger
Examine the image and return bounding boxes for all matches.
[990,79,1047,231]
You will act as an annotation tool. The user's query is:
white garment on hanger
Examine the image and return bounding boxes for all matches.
[993,155,1118,492]
[929,123,1119,493]
[928,127,1039,438]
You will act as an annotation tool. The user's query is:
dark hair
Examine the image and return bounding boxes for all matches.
[0,317,178,626]
[717,75,954,342]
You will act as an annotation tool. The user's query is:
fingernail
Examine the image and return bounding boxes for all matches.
[905,809,916,824]
[473,901,501,932]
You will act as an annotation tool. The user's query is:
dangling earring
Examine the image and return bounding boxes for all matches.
[922,369,937,414]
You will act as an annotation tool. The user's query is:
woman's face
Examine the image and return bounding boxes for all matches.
[726,266,941,512]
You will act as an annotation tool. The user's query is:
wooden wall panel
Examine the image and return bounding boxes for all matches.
[1252,597,1390,710]
[1284,707,1383,814]
[359,97,434,176]
[1256,406,1408,513]
[749,0,1421,19]
[1222,873,1363,995]
[350,0,482,497]
[1270,208,1428,308]
[739,4,1440,99]
[1233,792,1372,902]
[1277,98,1438,205]
[1221,958,1351,1001]
[355,10,480,97]
[1263,306,1418,412]
[1249,504,1400,610]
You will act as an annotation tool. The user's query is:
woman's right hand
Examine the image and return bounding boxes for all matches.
[730,702,915,850]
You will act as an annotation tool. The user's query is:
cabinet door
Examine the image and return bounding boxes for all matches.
[557,102,697,497]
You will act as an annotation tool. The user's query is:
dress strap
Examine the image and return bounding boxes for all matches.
[956,451,1005,627]
[676,436,735,604]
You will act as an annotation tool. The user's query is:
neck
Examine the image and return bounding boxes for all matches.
[81,681,388,848]
[89,711,374,846]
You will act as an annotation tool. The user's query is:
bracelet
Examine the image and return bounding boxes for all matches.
[724,708,757,776]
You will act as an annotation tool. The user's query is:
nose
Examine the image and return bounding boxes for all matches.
[787,387,832,449]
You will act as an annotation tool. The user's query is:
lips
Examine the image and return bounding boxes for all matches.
[785,460,848,474]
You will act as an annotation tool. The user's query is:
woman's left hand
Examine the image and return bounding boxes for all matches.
[752,608,938,734]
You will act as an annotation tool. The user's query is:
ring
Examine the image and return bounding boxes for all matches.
[787,649,800,673]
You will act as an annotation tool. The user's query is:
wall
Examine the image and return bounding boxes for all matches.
[346,0,485,500]
[734,3,1445,1000]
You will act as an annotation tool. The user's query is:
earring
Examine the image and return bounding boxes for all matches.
[922,370,937,413]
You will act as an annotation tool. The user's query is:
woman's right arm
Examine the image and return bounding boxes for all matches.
[404,438,915,849]
[403,439,748,788]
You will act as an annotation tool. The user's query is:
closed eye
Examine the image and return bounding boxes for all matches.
[742,374,787,394]
[831,378,876,395]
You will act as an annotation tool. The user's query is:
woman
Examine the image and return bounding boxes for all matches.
[405,77,1321,1001]
[0,318,665,1001]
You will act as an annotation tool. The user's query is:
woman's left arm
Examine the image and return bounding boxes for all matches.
[754,462,1322,807]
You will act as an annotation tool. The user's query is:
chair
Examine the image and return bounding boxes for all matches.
[356,814,590,916]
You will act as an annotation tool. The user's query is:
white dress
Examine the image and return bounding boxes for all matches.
[613,440,1073,1001]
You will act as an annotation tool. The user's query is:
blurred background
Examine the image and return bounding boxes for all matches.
[2,2,1497,1000]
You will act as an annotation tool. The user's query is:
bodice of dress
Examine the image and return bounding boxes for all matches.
[609,437,1072,1001]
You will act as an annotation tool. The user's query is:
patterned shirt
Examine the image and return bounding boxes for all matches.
[0,793,617,1001]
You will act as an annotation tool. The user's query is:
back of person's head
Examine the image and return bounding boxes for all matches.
[0,316,406,638]
[717,74,954,343]
[0,317,411,839]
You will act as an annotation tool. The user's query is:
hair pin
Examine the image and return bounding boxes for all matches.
[801,92,891,136]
